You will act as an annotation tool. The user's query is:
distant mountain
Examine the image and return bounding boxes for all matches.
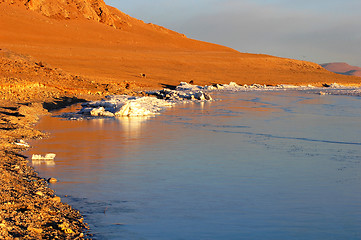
[321,62,361,77]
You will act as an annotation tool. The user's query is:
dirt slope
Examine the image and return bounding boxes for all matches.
[1,1,360,90]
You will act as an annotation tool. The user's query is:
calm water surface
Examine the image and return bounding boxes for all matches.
[29,91,361,240]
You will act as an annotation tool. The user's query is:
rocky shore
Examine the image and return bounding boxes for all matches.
[0,102,87,239]
[0,51,138,239]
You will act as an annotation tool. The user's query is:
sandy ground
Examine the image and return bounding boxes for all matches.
[0,1,360,238]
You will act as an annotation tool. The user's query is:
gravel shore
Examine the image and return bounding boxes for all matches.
[0,102,89,239]
[0,49,142,239]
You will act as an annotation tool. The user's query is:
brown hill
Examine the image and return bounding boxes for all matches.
[0,0,129,28]
[321,62,361,77]
[1,0,360,95]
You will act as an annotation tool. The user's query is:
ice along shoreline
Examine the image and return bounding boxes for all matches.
[9,81,360,238]
[60,82,361,120]
[28,81,361,239]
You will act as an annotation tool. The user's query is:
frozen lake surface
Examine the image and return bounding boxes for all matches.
[29,90,361,239]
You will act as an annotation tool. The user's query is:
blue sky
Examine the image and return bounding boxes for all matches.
[105,0,361,67]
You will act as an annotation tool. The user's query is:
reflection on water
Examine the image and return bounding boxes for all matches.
[31,159,55,167]
[119,116,150,138]
[28,91,361,240]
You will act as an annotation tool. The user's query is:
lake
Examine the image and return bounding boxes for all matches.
[28,90,361,240]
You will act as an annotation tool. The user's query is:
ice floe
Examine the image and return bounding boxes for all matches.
[317,88,361,97]
[78,95,175,117]
[174,81,361,99]
[149,88,212,101]
[63,85,217,119]
[173,81,316,92]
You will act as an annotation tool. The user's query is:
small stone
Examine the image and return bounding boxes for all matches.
[28,226,43,234]
[48,178,58,183]
[51,196,61,202]
[11,165,20,170]
[35,191,44,197]
[58,222,74,234]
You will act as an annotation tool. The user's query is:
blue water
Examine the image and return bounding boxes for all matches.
[29,91,361,239]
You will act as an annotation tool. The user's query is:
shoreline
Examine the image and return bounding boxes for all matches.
[1,82,361,238]
[0,83,143,238]
[0,99,91,239]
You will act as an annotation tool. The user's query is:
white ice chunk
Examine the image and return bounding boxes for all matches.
[176,82,205,91]
[76,95,175,118]
[90,107,115,117]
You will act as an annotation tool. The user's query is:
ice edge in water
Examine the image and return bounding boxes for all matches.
[62,82,361,119]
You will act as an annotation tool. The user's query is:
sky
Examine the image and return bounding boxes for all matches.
[105,0,361,67]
